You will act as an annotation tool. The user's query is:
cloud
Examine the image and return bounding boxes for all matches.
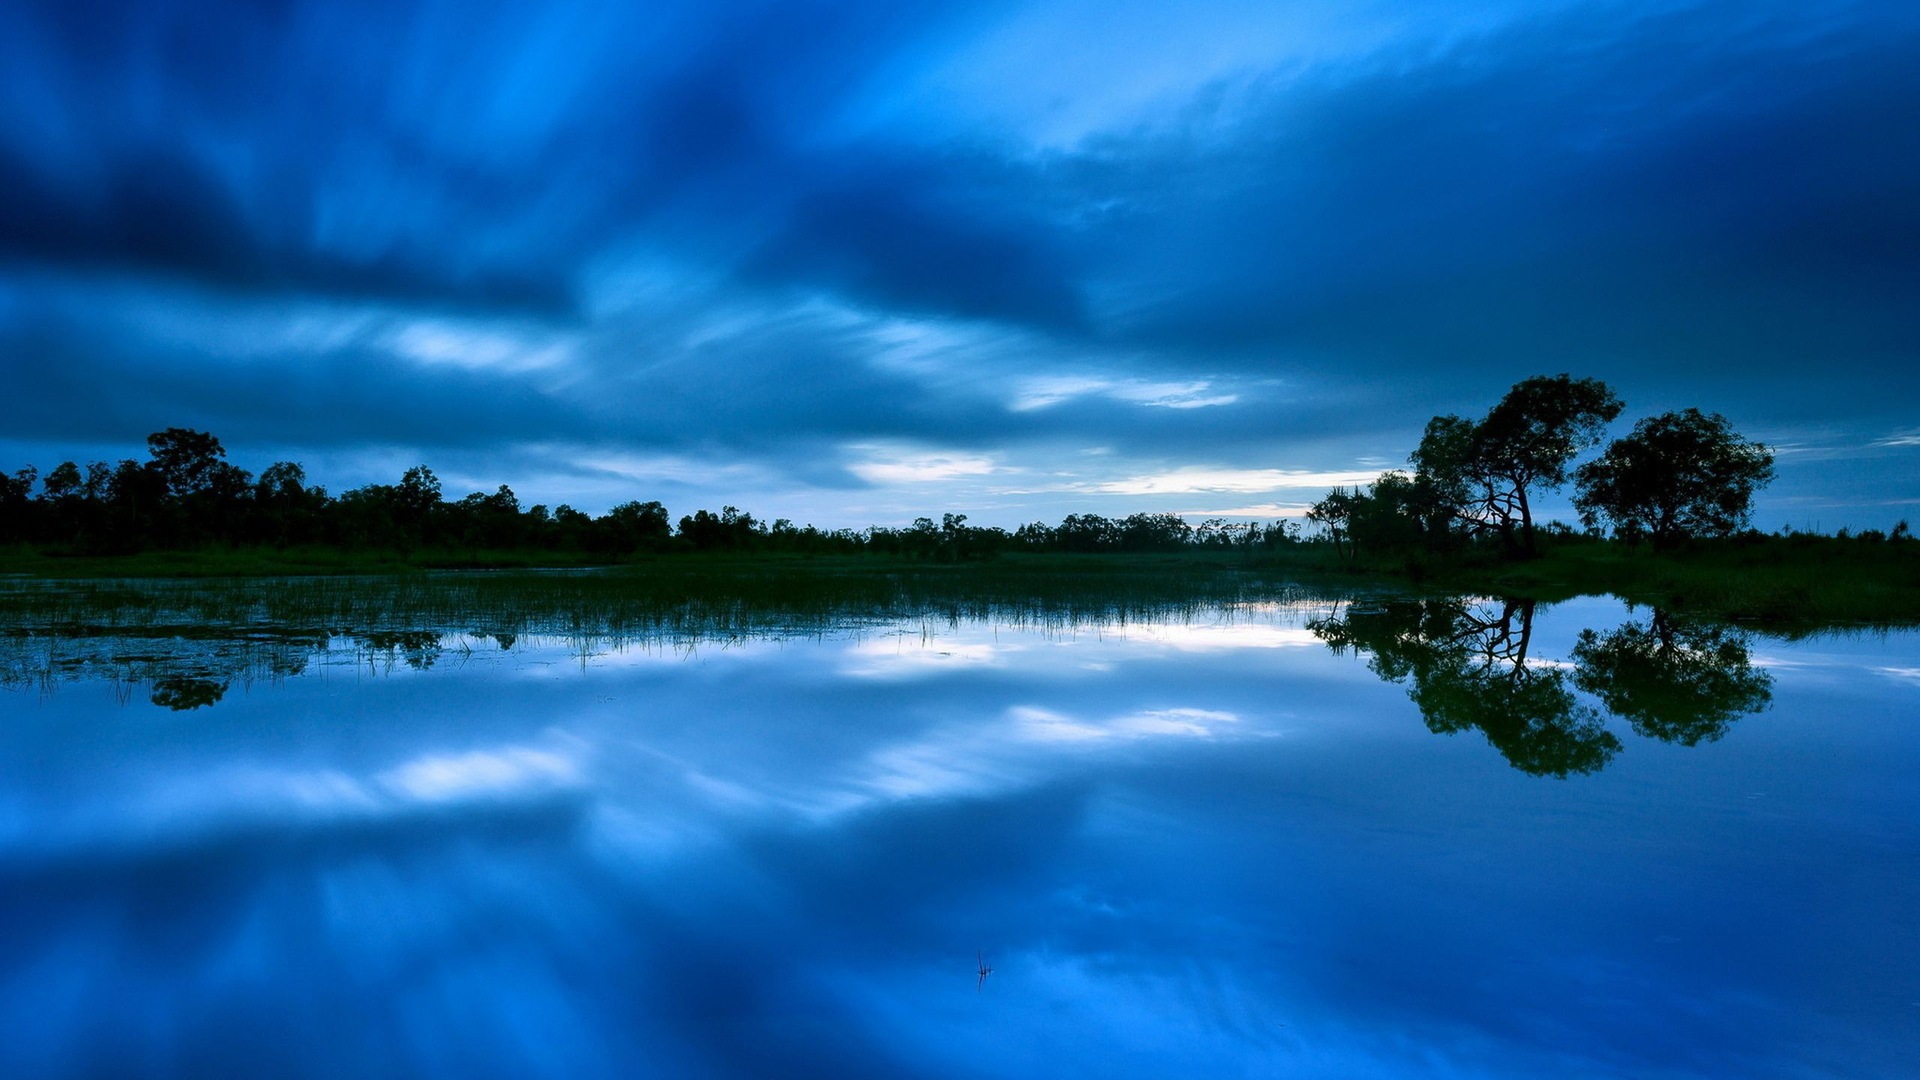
[1176,502,1317,519]
[845,445,1004,485]
[1010,375,1239,411]
[1092,467,1385,496]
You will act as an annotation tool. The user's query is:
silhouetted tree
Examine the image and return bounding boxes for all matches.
[1416,375,1623,555]
[678,506,759,550]
[0,466,35,544]
[35,461,86,545]
[105,459,165,550]
[1053,513,1118,553]
[141,429,256,544]
[454,485,525,549]
[252,462,328,547]
[596,500,671,553]
[1117,512,1193,552]
[1574,409,1774,548]
[1306,487,1361,559]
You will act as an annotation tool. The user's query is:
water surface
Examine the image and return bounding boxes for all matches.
[1,582,1916,1078]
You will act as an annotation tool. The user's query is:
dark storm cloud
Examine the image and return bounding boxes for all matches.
[0,0,1070,325]
[1070,1,1920,417]
[0,0,592,314]
[0,310,581,452]
[743,155,1086,328]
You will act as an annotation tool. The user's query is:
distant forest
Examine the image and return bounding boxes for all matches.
[0,428,1296,559]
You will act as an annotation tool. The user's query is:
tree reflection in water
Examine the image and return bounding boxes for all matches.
[1572,611,1773,746]
[1311,599,1772,776]
[1313,599,1619,777]
[148,676,230,710]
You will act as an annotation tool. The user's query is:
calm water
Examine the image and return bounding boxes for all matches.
[1,585,1916,1078]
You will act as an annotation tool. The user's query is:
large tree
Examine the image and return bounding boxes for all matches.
[1573,408,1774,548]
[1411,376,1623,555]
[1470,375,1624,553]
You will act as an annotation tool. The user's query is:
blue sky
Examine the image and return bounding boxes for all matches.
[2,0,1916,528]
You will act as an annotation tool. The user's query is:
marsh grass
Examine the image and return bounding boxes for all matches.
[0,555,1357,700]
[1405,538,1920,633]
[2,538,1913,684]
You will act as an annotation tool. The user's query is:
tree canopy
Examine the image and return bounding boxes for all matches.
[1315,374,1623,560]
[1420,374,1624,554]
[1573,408,1774,547]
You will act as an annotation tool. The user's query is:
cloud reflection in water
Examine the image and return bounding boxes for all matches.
[0,597,1916,1077]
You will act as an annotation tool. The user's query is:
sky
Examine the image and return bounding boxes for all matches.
[1,0,1917,529]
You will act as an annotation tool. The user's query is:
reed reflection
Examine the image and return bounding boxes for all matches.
[1311,599,1772,775]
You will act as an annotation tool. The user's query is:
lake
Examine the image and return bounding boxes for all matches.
[1,575,1915,1077]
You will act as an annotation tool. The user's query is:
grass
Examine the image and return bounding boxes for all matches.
[4,540,1912,708]
[3,535,1916,634]
[0,552,1349,641]
[1296,536,1920,632]
[0,552,1358,698]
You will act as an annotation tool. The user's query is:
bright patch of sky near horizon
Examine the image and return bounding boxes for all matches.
[0,0,1916,528]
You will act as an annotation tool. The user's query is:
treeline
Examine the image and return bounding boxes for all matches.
[0,428,1300,560]
[1304,375,1850,560]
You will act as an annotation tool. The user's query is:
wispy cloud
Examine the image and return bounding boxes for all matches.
[847,445,1005,485]
[1090,466,1383,496]
[1010,375,1239,411]
[390,320,575,374]
[1175,502,1317,518]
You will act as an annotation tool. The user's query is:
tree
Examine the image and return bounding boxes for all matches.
[392,465,443,545]
[1573,408,1774,548]
[0,467,35,544]
[253,462,325,547]
[37,461,85,545]
[1344,473,1425,555]
[1405,416,1479,543]
[1306,487,1362,560]
[678,506,758,550]
[597,500,671,553]
[1406,377,1622,555]
[145,428,230,499]
[1468,375,1623,554]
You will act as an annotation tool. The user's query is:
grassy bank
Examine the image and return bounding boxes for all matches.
[0,550,1354,647]
[1308,536,1920,631]
[3,537,1916,632]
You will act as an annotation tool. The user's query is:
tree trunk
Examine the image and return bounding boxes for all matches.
[1516,483,1535,556]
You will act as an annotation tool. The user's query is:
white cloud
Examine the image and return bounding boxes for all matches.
[1010,375,1238,411]
[1092,466,1384,496]
[391,320,574,373]
[847,445,1004,485]
[1175,502,1316,518]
